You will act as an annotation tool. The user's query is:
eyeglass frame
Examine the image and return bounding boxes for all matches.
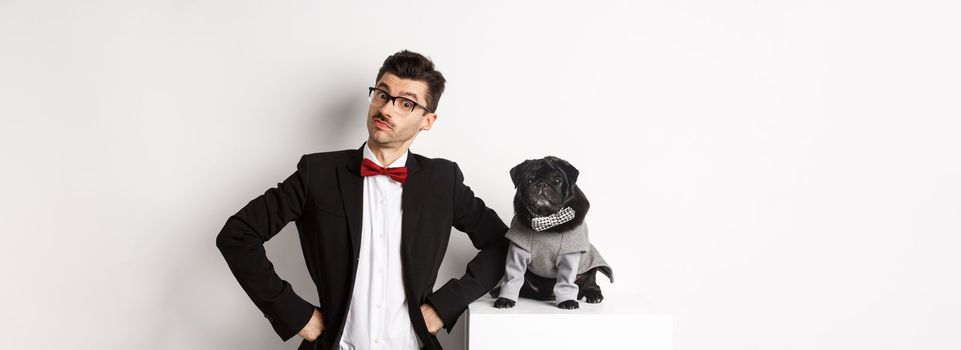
[368,87,434,115]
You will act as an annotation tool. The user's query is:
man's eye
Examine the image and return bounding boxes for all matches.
[377,92,389,100]
[401,100,414,109]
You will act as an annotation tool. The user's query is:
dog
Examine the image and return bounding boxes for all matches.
[490,156,613,309]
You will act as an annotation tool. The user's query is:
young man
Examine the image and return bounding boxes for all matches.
[216,50,509,350]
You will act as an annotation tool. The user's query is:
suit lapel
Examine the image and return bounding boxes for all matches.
[338,144,365,259]
[337,141,427,261]
[400,152,425,260]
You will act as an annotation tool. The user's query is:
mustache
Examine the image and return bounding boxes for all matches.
[372,114,393,128]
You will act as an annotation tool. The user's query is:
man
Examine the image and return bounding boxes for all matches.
[216,50,509,350]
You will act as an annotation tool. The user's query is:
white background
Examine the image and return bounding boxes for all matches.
[2,0,959,349]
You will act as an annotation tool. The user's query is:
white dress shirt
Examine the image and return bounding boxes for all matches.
[338,143,423,350]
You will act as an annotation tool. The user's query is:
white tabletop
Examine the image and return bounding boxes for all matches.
[466,292,675,349]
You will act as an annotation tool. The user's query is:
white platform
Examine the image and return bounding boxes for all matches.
[466,294,673,349]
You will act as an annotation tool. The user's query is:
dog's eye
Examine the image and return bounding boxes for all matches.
[552,178,561,185]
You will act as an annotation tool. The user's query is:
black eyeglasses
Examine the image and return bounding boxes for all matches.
[368,87,434,114]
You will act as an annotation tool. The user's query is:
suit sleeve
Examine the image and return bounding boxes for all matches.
[425,162,510,332]
[215,154,316,341]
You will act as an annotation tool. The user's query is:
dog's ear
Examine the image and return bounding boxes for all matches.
[546,156,579,186]
[509,159,535,188]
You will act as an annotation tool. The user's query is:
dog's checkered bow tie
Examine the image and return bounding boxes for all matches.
[531,207,576,231]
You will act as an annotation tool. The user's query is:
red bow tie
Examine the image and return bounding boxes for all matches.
[360,158,408,184]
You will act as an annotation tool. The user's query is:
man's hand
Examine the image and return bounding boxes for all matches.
[298,307,325,341]
[420,304,445,335]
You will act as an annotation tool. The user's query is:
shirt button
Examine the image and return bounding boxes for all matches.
[377,304,382,309]
[379,234,384,238]
[379,198,384,204]
[374,338,380,344]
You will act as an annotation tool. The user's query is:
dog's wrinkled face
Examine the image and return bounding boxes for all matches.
[510,156,580,217]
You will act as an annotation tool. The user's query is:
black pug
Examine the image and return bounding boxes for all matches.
[490,156,613,309]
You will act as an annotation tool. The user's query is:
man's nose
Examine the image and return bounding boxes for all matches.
[377,98,395,118]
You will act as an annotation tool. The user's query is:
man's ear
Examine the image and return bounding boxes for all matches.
[509,159,535,188]
[421,112,437,131]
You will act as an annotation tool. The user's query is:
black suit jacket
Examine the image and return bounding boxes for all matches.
[216,142,509,350]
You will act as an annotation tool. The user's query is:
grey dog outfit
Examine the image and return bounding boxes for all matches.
[498,212,613,304]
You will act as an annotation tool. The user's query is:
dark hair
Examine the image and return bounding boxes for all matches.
[376,50,446,113]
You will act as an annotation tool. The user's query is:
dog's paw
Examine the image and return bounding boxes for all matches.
[557,300,580,310]
[493,297,516,309]
[582,290,604,304]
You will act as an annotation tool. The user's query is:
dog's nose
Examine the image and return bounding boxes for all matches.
[537,184,549,195]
